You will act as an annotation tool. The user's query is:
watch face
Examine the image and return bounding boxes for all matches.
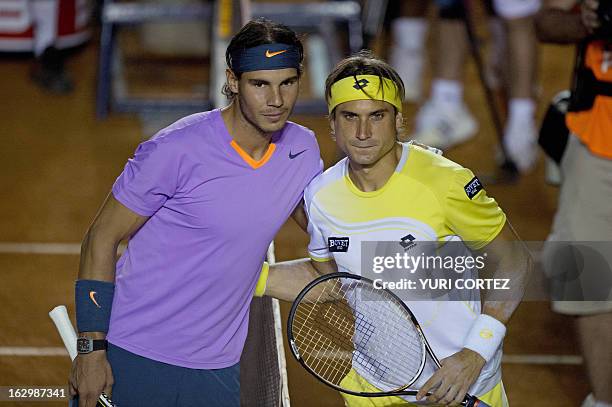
[77,337,92,354]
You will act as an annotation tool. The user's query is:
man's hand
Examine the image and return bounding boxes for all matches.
[265,258,337,302]
[416,348,485,406]
[581,0,601,33]
[69,352,114,407]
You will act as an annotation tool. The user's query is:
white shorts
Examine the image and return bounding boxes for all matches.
[493,0,541,19]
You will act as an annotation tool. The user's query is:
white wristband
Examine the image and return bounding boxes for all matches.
[463,314,506,362]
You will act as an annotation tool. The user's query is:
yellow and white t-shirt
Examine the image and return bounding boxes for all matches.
[304,143,506,402]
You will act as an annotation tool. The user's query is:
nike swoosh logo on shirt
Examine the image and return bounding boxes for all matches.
[289,149,307,159]
[265,49,287,58]
[89,291,101,308]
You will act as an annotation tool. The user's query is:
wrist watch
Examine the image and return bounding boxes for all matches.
[77,337,108,354]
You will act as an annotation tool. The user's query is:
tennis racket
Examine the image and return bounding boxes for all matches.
[49,306,115,407]
[287,273,490,407]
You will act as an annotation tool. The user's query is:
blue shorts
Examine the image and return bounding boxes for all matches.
[72,342,240,407]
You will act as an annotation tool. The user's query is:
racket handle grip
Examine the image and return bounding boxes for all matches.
[463,395,490,407]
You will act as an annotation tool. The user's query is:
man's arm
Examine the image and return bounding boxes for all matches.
[290,201,309,232]
[535,0,597,43]
[79,194,149,281]
[417,221,532,405]
[267,195,335,302]
[477,221,533,323]
[264,258,337,302]
[70,193,148,407]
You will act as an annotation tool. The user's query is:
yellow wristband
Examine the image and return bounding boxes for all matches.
[254,262,270,297]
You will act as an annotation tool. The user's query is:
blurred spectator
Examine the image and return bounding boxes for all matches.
[30,0,72,93]
[0,0,92,93]
[392,0,540,173]
[537,1,612,407]
[387,1,429,102]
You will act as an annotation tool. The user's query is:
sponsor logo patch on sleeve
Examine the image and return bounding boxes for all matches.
[464,176,483,199]
[328,237,350,252]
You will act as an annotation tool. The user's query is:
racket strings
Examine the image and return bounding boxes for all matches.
[350,287,425,388]
[291,277,426,392]
[293,280,356,384]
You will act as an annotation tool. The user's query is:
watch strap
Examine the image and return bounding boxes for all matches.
[92,339,108,351]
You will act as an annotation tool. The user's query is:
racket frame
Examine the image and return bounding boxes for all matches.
[287,272,485,407]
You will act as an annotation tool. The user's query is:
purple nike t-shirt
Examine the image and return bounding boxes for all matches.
[107,109,321,369]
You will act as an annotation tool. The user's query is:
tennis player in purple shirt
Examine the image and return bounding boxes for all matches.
[70,19,321,407]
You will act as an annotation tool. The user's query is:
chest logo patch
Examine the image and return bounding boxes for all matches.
[399,234,417,251]
[328,237,349,252]
[464,176,483,200]
[289,149,307,159]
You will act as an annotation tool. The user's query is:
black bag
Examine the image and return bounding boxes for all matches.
[538,90,571,165]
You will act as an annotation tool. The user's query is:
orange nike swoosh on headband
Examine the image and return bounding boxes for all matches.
[265,49,287,58]
[89,291,101,308]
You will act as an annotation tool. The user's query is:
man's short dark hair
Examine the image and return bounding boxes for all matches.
[325,50,405,116]
[223,18,304,99]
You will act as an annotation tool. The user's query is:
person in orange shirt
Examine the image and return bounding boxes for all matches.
[537,1,612,407]
[565,39,612,158]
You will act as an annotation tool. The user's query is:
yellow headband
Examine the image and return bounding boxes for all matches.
[328,75,403,114]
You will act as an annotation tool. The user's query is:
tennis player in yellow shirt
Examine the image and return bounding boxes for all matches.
[259,51,532,406]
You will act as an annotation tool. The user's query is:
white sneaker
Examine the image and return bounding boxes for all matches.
[544,156,562,185]
[503,120,539,173]
[390,46,424,102]
[581,394,595,407]
[410,100,478,150]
